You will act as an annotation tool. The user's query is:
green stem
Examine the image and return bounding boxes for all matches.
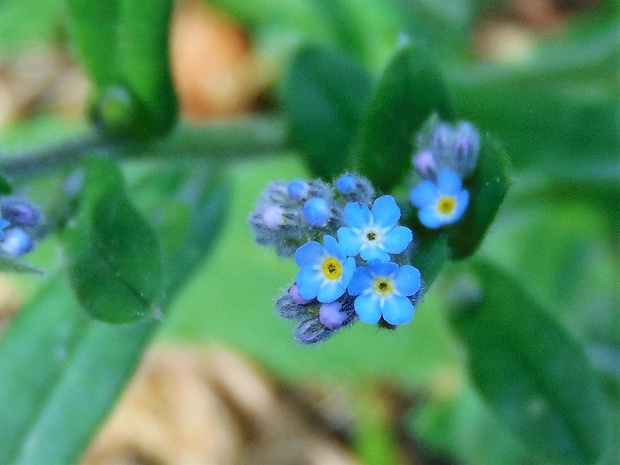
[0,115,291,180]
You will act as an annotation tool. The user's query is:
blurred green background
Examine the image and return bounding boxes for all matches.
[0,0,618,464]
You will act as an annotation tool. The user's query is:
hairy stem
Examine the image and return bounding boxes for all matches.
[0,116,291,181]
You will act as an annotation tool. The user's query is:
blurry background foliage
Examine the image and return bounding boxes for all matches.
[0,0,618,464]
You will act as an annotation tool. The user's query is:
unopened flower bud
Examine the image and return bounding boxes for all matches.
[287,179,310,200]
[0,228,34,256]
[261,205,286,230]
[319,301,347,330]
[303,198,330,227]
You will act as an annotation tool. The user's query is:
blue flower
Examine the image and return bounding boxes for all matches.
[337,195,412,262]
[303,197,330,227]
[410,169,469,229]
[295,235,356,303]
[0,218,9,240]
[348,261,420,325]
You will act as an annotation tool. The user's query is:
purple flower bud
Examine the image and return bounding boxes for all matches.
[453,122,480,176]
[303,198,330,227]
[261,205,285,230]
[319,301,347,330]
[413,150,437,178]
[335,174,356,194]
[289,282,311,305]
[0,228,34,256]
[267,182,288,202]
[287,179,310,200]
[0,199,42,228]
[294,318,331,344]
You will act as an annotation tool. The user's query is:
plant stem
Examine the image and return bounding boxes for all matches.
[0,115,291,181]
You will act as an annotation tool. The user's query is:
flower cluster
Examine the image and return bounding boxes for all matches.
[250,118,481,344]
[251,175,423,344]
[0,196,43,257]
[409,118,480,229]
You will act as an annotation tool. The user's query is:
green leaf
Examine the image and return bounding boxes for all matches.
[64,0,177,137]
[0,162,230,464]
[62,156,163,323]
[354,41,453,192]
[131,163,232,296]
[0,173,12,195]
[0,276,159,465]
[279,44,372,178]
[446,259,612,465]
[448,134,510,259]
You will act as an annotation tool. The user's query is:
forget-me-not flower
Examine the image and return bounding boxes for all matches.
[348,261,420,325]
[337,195,412,262]
[410,169,469,229]
[295,235,356,303]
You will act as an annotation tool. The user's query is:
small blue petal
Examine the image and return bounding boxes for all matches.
[394,265,421,296]
[368,260,398,278]
[337,227,362,257]
[452,189,469,221]
[344,202,370,229]
[371,195,400,228]
[348,266,372,296]
[296,267,322,299]
[437,169,462,195]
[341,257,357,284]
[360,247,390,263]
[382,296,414,325]
[294,241,323,267]
[410,181,439,208]
[382,226,412,254]
[323,235,345,261]
[317,281,346,303]
[354,293,382,324]
[419,207,443,229]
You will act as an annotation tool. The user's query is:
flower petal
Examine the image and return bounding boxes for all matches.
[348,266,372,296]
[323,235,344,260]
[418,206,442,229]
[394,265,421,296]
[452,189,469,222]
[344,202,370,229]
[341,257,357,285]
[437,169,462,195]
[294,241,323,267]
[337,227,362,257]
[371,195,400,228]
[296,267,322,299]
[360,246,390,263]
[368,260,398,278]
[354,293,382,324]
[410,181,439,208]
[317,281,346,303]
[382,226,412,254]
[382,295,414,325]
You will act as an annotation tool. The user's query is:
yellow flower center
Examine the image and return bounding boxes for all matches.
[437,196,456,215]
[322,257,342,280]
[373,278,393,296]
